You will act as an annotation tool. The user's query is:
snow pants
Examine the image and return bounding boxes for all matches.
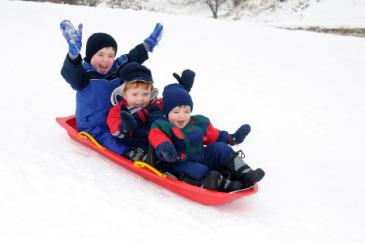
[161,142,235,181]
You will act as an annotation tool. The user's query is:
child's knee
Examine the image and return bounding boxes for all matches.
[209,142,233,153]
[206,142,234,159]
[172,162,209,181]
[187,164,209,181]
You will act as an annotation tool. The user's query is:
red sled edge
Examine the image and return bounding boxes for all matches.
[56,115,259,206]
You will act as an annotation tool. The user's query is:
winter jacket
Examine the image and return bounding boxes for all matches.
[107,98,163,150]
[60,43,148,131]
[148,115,233,161]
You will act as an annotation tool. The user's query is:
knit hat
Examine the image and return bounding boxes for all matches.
[119,62,153,84]
[162,83,193,116]
[84,32,118,63]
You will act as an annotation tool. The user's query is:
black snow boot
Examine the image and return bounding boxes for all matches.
[124,147,148,162]
[202,171,244,192]
[225,150,265,186]
[177,173,203,187]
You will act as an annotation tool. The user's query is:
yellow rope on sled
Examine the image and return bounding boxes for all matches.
[134,161,166,178]
[78,131,106,150]
[77,132,164,177]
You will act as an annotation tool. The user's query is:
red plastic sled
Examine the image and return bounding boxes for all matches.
[56,115,258,205]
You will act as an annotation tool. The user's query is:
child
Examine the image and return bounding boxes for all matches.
[107,62,195,160]
[59,20,163,155]
[148,84,265,192]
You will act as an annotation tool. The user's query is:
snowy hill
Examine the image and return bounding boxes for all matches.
[1,0,365,242]
[256,0,365,28]
[99,0,365,28]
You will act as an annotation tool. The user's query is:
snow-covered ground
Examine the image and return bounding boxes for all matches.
[1,0,365,242]
[250,0,365,28]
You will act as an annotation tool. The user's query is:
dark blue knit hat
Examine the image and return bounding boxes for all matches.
[85,32,118,63]
[162,83,193,116]
[119,62,153,84]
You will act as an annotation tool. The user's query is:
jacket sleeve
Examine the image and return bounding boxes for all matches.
[194,115,232,145]
[115,43,149,78]
[205,122,232,145]
[60,54,90,91]
[126,43,149,64]
[107,103,122,137]
[215,129,232,145]
[148,121,173,149]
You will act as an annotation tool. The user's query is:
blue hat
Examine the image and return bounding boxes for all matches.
[162,83,193,116]
[119,62,153,83]
[85,32,118,63]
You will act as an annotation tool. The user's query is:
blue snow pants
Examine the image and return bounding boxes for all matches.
[81,125,128,156]
[162,142,235,181]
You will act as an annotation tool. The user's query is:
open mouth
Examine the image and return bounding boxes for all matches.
[176,121,186,127]
[98,64,109,73]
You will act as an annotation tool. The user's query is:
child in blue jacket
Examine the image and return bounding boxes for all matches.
[59,20,163,155]
[149,83,265,191]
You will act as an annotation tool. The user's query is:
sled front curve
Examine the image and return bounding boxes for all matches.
[56,115,259,205]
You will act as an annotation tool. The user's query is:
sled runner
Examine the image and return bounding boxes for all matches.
[56,115,259,205]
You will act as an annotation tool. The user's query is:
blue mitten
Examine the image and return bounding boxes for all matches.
[231,124,251,145]
[60,20,83,59]
[155,142,177,162]
[173,69,195,92]
[120,111,138,133]
[144,23,163,52]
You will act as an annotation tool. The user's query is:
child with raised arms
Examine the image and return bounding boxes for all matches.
[60,20,163,155]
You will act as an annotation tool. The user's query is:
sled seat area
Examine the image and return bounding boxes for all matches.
[56,115,259,205]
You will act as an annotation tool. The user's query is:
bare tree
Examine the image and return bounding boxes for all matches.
[83,0,99,6]
[108,0,143,10]
[22,0,79,3]
[205,0,227,19]
[232,0,241,7]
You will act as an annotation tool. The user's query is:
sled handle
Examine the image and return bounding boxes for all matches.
[78,131,106,150]
[134,161,166,178]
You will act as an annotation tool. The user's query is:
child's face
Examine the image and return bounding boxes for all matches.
[168,105,192,129]
[90,47,116,74]
[123,87,152,108]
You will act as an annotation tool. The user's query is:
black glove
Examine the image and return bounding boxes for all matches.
[230,124,251,145]
[155,142,177,162]
[173,69,195,92]
[131,102,162,125]
[120,111,138,133]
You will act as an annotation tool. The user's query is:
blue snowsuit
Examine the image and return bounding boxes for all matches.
[61,44,148,155]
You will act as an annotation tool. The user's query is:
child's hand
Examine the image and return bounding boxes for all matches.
[60,20,83,59]
[173,69,195,92]
[146,102,162,113]
[155,142,177,162]
[231,124,251,145]
[120,111,138,133]
[144,23,163,52]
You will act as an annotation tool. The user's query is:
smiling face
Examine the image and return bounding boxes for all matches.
[123,82,152,108]
[90,47,116,74]
[168,105,192,129]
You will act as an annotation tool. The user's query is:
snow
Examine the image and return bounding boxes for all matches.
[250,0,365,27]
[1,0,365,242]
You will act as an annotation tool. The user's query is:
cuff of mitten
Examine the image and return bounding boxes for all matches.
[133,109,149,125]
[67,53,82,64]
[228,134,236,146]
